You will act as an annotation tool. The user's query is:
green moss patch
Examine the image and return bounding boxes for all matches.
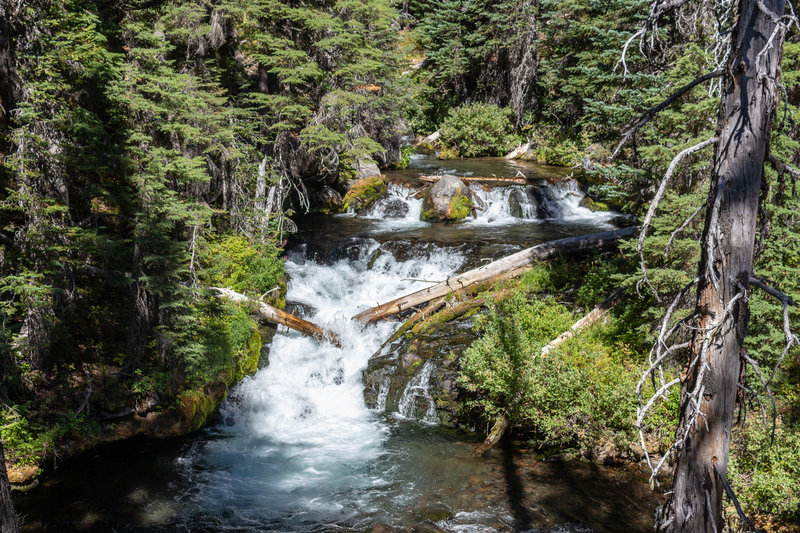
[342,176,387,212]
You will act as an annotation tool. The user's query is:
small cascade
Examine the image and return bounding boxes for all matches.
[397,360,439,424]
[360,183,424,229]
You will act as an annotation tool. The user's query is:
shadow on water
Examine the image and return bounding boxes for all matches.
[501,436,533,531]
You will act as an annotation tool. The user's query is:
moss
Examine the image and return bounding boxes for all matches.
[233,327,261,383]
[580,196,610,212]
[437,145,460,160]
[447,194,473,220]
[341,176,387,212]
[180,392,220,432]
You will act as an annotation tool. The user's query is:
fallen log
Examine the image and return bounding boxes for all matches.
[212,287,342,347]
[540,289,623,355]
[474,415,508,456]
[419,175,530,186]
[352,227,637,324]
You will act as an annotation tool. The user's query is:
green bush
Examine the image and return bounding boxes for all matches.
[199,235,285,304]
[439,103,517,157]
[728,420,800,523]
[458,294,640,450]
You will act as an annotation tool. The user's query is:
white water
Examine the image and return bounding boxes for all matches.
[359,180,615,229]
[177,241,465,528]
[396,360,439,424]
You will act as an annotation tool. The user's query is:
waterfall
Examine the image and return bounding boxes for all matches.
[177,242,464,528]
[397,360,439,424]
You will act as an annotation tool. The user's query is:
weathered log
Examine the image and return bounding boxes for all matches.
[540,289,623,355]
[474,415,508,456]
[419,174,529,186]
[212,287,342,347]
[352,227,637,324]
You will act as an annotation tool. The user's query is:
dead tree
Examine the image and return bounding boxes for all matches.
[0,440,19,533]
[617,0,799,531]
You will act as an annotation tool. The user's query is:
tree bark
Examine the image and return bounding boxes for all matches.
[0,440,19,533]
[212,288,342,347]
[352,227,637,324]
[656,1,784,531]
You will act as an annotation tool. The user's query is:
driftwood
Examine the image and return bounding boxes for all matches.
[474,415,508,456]
[352,227,637,324]
[419,175,529,186]
[212,287,342,347]
[540,289,623,355]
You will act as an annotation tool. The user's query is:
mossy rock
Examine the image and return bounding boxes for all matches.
[420,175,473,221]
[580,195,610,212]
[342,176,387,212]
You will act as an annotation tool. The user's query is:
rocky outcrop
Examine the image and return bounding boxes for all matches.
[363,317,477,427]
[354,157,382,180]
[420,175,473,221]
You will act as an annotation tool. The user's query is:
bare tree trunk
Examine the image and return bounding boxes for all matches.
[656,1,784,530]
[0,440,19,533]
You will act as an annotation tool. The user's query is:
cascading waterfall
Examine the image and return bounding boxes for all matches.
[176,241,464,529]
[396,360,439,424]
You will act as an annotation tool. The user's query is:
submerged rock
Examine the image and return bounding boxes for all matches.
[420,175,473,221]
[508,188,530,218]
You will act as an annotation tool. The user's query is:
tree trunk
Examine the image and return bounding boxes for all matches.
[656,1,784,530]
[353,227,636,324]
[212,288,342,347]
[0,441,19,533]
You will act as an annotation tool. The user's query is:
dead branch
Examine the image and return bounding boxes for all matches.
[611,72,723,160]
[768,152,800,179]
[636,137,719,301]
[353,227,638,324]
[540,289,623,355]
[749,275,799,384]
[212,287,342,347]
[665,200,706,258]
[474,415,508,457]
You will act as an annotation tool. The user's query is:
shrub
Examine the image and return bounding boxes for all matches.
[728,419,800,523]
[458,294,641,451]
[439,103,517,157]
[199,235,285,304]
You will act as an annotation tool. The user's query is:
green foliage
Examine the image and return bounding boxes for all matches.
[728,420,800,522]
[439,103,517,157]
[199,235,285,302]
[458,294,641,450]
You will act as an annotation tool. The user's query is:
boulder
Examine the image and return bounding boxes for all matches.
[420,175,473,221]
[354,157,381,180]
[312,186,343,212]
[380,197,410,218]
[508,188,529,218]
[342,176,388,212]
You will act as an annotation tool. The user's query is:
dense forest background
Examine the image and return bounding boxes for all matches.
[1,0,800,528]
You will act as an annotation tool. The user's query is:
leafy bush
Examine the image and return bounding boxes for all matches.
[439,103,517,157]
[199,235,285,304]
[458,294,640,450]
[728,420,800,523]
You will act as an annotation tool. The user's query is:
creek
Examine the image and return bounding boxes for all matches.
[15,156,659,532]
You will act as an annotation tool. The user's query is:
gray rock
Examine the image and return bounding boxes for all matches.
[312,186,343,212]
[354,157,381,180]
[420,175,473,221]
[381,198,410,218]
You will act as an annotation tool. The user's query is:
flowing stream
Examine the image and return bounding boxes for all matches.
[15,156,658,532]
